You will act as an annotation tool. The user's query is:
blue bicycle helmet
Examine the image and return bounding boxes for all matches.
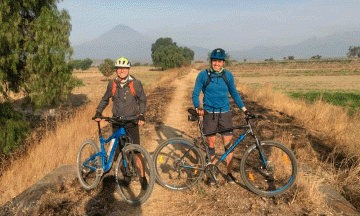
[210,48,226,60]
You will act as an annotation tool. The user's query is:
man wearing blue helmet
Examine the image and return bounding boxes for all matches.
[192,48,250,185]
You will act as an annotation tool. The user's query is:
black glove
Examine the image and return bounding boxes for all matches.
[138,114,145,122]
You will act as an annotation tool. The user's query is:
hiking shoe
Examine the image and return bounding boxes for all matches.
[140,177,148,190]
[206,177,216,186]
[225,173,236,184]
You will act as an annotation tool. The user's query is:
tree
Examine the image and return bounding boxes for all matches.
[347,46,360,58]
[288,56,295,60]
[99,58,115,78]
[0,0,82,108]
[72,60,83,69]
[152,45,185,70]
[151,38,194,70]
[151,37,177,66]
[311,55,322,60]
[81,58,93,70]
[180,47,194,65]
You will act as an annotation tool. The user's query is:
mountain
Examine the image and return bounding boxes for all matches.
[228,31,360,61]
[72,24,360,62]
[72,25,153,62]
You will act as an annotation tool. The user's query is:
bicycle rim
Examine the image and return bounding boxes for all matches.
[76,140,102,190]
[154,138,205,190]
[115,144,155,205]
[240,141,298,197]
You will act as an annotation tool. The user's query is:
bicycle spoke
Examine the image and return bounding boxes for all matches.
[154,139,205,190]
[240,141,297,196]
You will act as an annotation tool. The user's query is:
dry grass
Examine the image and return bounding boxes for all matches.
[0,66,183,206]
[230,61,360,209]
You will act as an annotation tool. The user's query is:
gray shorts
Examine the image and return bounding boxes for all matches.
[203,111,233,136]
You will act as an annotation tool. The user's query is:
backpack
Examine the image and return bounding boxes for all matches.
[203,69,229,91]
[111,79,138,100]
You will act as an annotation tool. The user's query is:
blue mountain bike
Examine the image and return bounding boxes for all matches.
[76,116,155,205]
[153,109,298,197]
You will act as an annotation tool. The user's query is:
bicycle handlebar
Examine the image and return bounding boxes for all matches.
[187,108,261,121]
[92,116,138,125]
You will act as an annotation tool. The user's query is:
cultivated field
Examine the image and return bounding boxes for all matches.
[1,61,359,215]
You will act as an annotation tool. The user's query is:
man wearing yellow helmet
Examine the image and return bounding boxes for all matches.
[94,57,148,188]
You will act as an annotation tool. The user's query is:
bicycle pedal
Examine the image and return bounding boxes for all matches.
[96,168,104,177]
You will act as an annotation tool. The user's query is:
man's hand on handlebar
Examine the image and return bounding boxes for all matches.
[196,108,204,116]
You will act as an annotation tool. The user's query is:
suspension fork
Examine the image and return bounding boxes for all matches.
[253,136,270,170]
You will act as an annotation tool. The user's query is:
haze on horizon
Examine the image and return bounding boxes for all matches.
[58,0,360,51]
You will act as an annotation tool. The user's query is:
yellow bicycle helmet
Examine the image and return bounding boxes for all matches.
[115,57,131,68]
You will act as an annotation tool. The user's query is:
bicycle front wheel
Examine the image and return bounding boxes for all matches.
[240,140,298,197]
[153,138,206,191]
[115,144,155,205]
[76,140,102,190]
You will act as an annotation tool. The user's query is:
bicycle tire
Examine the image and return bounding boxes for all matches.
[115,144,155,205]
[153,137,206,191]
[76,140,102,190]
[240,140,298,197]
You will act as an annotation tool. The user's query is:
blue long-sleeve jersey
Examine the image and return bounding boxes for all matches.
[192,69,245,113]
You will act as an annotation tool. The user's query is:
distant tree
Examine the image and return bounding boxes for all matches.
[99,59,115,78]
[72,60,83,69]
[283,57,287,60]
[81,58,93,70]
[151,38,194,70]
[132,62,141,67]
[152,44,185,70]
[180,47,195,64]
[244,59,247,62]
[288,56,295,60]
[347,46,360,58]
[0,0,82,108]
[151,37,177,65]
[311,55,322,60]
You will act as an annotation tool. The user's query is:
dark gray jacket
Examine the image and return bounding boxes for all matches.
[96,76,146,118]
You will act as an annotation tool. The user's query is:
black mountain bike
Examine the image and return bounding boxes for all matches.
[152,109,298,197]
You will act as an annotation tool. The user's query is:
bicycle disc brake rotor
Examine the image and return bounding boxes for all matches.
[173,158,185,172]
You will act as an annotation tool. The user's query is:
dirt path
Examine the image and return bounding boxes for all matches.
[139,69,200,215]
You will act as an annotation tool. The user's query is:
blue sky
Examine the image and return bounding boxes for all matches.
[58,0,360,50]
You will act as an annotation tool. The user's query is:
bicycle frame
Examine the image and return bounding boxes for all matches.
[82,122,128,173]
[184,113,270,171]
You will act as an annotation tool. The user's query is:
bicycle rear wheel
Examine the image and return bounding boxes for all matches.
[76,140,102,190]
[240,140,298,197]
[115,144,155,205]
[153,138,206,191]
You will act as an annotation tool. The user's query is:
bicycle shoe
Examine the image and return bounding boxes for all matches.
[140,177,148,190]
[225,173,236,184]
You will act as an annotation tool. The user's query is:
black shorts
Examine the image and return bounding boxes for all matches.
[203,111,233,137]
[112,123,140,145]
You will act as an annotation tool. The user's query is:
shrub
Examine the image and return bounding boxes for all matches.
[0,102,29,155]
[99,59,115,78]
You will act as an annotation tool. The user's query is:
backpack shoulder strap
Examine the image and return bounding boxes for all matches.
[203,69,211,91]
[203,69,229,91]
[111,79,137,98]
[128,81,136,97]
[222,70,230,87]
[112,80,117,96]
